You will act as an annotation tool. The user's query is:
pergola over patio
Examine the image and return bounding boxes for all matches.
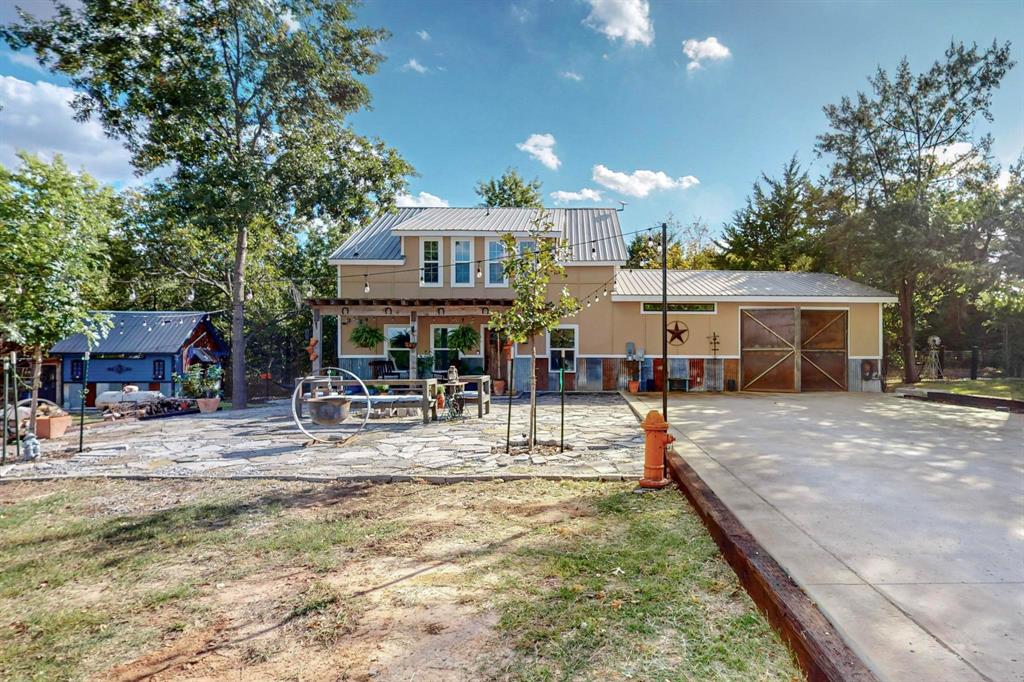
[305,297,512,376]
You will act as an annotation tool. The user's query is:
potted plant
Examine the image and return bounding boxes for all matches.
[35,403,72,439]
[446,324,480,373]
[350,322,385,351]
[389,330,412,349]
[173,364,223,413]
[416,353,435,378]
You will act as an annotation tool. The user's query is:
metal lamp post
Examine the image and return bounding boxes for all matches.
[78,349,90,453]
[661,221,668,423]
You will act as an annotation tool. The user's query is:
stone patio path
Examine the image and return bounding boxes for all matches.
[1,394,644,481]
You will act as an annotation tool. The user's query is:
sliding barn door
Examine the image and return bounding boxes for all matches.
[740,308,797,392]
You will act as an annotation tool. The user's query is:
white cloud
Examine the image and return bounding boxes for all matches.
[416,29,430,41]
[931,141,974,165]
[0,75,136,184]
[583,0,653,47]
[517,133,561,170]
[4,51,47,73]
[560,70,584,82]
[510,4,533,23]
[592,164,699,198]
[550,188,603,204]
[402,58,428,74]
[280,9,300,32]
[396,191,448,208]
[682,36,730,72]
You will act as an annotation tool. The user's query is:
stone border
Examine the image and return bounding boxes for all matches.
[665,449,878,682]
[895,388,1023,413]
[0,472,633,485]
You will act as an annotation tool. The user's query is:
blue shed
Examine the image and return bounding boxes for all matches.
[49,311,229,409]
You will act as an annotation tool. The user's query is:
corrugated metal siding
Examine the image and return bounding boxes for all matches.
[614,269,895,299]
[562,209,627,262]
[50,312,209,354]
[329,208,422,261]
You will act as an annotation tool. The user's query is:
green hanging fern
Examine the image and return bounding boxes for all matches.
[350,322,385,350]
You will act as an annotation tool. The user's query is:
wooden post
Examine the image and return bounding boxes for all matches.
[794,306,802,393]
[311,309,322,375]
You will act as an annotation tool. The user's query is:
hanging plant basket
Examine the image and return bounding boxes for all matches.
[350,322,385,350]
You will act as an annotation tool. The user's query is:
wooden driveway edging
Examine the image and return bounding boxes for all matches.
[665,447,878,682]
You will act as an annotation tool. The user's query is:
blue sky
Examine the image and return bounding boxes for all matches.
[2,0,1022,237]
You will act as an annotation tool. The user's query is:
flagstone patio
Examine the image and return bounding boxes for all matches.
[1,394,645,481]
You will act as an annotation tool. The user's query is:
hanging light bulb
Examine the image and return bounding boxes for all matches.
[591,245,597,256]
[14,283,23,295]
[363,275,370,294]
[245,287,253,302]
[187,286,195,303]
[602,288,608,297]
[586,300,592,308]
[476,266,482,279]
[593,294,599,304]
[128,287,137,303]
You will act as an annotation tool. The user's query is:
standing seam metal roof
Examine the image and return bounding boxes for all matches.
[49,311,216,354]
[329,207,627,263]
[613,269,896,299]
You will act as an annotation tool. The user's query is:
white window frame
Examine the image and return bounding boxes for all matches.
[430,324,485,371]
[546,324,579,374]
[485,238,508,287]
[639,302,718,315]
[420,238,443,288]
[517,238,538,255]
[383,324,414,374]
[451,238,474,287]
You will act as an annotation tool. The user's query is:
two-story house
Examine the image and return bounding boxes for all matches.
[307,207,896,393]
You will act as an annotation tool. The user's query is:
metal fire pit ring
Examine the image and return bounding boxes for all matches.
[291,367,370,444]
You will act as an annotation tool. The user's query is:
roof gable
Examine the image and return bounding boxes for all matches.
[50,311,223,355]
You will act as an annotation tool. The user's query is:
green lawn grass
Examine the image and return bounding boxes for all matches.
[913,378,1024,400]
[0,479,801,681]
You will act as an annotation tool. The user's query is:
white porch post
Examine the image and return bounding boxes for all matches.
[409,311,418,379]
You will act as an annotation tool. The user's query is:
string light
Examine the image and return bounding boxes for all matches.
[602,288,608,297]
[593,294,599,304]
[186,286,195,303]
[476,266,482,279]
[363,275,370,294]
[14,283,22,295]
[128,287,137,303]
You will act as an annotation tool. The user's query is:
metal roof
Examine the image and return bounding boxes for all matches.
[329,207,627,264]
[613,270,896,300]
[329,208,422,262]
[50,311,217,354]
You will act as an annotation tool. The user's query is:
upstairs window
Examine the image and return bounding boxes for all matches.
[421,239,441,287]
[486,239,507,286]
[452,239,472,286]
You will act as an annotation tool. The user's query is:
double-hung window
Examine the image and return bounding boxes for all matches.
[152,359,166,381]
[452,239,472,286]
[421,239,441,287]
[548,326,577,373]
[518,239,537,255]
[486,239,507,286]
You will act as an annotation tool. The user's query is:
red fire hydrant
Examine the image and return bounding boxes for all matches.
[639,410,674,489]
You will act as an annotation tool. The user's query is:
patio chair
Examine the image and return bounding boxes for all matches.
[369,359,402,380]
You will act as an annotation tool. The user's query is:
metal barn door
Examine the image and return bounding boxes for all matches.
[800,310,848,391]
[741,308,798,391]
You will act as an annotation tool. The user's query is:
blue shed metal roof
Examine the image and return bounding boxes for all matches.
[50,311,217,354]
[329,207,627,264]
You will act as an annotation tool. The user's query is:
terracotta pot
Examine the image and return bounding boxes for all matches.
[493,379,507,396]
[196,397,221,414]
[628,380,640,394]
[36,414,72,439]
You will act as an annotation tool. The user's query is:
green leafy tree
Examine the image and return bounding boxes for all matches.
[488,214,580,448]
[716,155,822,271]
[815,41,1014,382]
[475,168,543,208]
[0,152,116,429]
[4,0,413,408]
[626,215,717,270]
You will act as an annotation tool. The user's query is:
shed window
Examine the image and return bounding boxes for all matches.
[548,327,577,373]
[641,302,717,314]
[152,359,166,381]
[70,359,84,381]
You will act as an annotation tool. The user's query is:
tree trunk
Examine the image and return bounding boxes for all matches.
[529,338,536,449]
[28,346,42,434]
[899,277,918,384]
[231,224,249,410]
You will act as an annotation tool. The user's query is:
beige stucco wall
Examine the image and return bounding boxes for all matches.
[509,301,879,358]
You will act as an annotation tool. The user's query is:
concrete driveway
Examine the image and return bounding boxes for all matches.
[627,392,1023,682]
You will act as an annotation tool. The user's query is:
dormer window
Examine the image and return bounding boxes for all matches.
[420,239,441,287]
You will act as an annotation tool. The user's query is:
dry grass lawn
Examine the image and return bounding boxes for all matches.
[0,478,802,681]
